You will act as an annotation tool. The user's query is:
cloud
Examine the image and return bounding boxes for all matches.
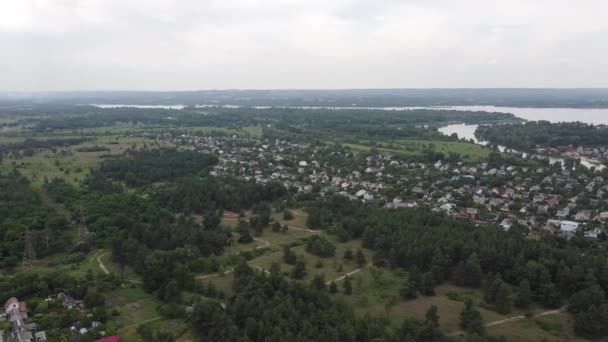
[1,0,607,90]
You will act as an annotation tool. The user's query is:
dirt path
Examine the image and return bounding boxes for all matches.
[96,251,110,275]
[326,263,374,285]
[287,225,321,234]
[195,269,234,280]
[447,306,568,336]
[93,249,143,284]
[253,237,271,249]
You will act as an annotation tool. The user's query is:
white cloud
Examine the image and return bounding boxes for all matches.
[1,0,607,90]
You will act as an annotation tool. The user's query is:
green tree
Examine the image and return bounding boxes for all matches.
[460,299,485,336]
[495,283,512,314]
[343,276,353,295]
[355,249,367,268]
[464,253,482,287]
[514,280,532,309]
[425,305,440,326]
[291,260,307,279]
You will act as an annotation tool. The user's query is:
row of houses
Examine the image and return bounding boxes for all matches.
[2,297,46,342]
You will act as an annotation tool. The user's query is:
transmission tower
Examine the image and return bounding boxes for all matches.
[77,207,89,243]
[23,229,37,267]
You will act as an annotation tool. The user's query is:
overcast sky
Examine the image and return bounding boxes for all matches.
[1,0,607,91]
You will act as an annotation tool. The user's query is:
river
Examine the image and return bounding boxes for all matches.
[438,123,605,170]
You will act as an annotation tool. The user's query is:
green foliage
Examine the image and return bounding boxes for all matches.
[460,299,485,336]
[305,235,336,258]
[98,148,218,187]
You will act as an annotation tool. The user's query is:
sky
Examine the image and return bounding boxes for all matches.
[1,0,607,91]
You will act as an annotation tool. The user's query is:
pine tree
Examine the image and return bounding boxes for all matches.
[343,248,354,261]
[464,253,482,287]
[283,246,297,265]
[355,249,367,268]
[495,283,512,314]
[343,276,353,295]
[430,249,450,283]
[514,280,532,309]
[420,273,436,296]
[400,280,418,299]
[425,305,440,326]
[329,281,338,294]
[460,299,485,336]
[291,260,307,279]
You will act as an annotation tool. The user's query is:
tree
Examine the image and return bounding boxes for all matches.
[514,280,532,309]
[291,260,307,279]
[344,248,354,261]
[460,299,485,336]
[343,276,353,295]
[574,304,608,337]
[425,305,440,326]
[282,246,297,265]
[310,274,326,291]
[430,249,450,283]
[420,273,436,296]
[305,235,336,257]
[355,249,367,268]
[495,283,512,314]
[84,291,105,308]
[283,209,294,220]
[164,280,182,304]
[237,220,253,244]
[568,286,606,314]
[463,253,482,287]
[329,281,338,294]
[400,280,418,299]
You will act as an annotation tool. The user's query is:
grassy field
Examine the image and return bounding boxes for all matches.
[343,138,490,162]
[486,312,583,342]
[0,136,170,187]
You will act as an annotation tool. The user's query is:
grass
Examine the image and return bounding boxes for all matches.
[0,136,171,187]
[342,138,490,162]
[107,287,163,341]
[486,312,584,341]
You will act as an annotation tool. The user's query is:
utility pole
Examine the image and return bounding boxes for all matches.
[23,229,37,267]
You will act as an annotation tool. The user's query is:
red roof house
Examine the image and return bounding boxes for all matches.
[94,337,120,342]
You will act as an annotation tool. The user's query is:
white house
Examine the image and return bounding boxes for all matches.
[560,221,579,236]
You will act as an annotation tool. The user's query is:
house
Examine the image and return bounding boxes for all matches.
[575,210,592,221]
[557,208,570,218]
[465,208,479,220]
[585,228,602,239]
[16,331,32,342]
[34,331,47,342]
[473,195,486,205]
[94,336,120,342]
[4,298,24,315]
[560,221,579,237]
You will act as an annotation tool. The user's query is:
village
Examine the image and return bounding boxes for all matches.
[1,295,119,342]
[142,131,608,241]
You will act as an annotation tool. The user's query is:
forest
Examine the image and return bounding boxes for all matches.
[475,121,608,150]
